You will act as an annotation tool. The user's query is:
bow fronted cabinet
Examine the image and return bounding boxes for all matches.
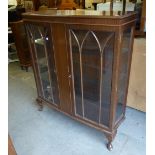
[23,10,136,150]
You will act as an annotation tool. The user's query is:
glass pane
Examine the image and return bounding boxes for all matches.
[26,24,59,105]
[115,28,132,121]
[70,29,114,127]
[45,30,60,105]
[100,37,114,127]
[35,39,53,101]
[82,31,100,123]
[71,30,83,116]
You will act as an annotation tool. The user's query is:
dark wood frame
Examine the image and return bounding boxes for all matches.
[23,10,136,151]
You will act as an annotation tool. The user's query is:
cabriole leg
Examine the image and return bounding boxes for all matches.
[107,141,113,151]
[21,66,24,70]
[105,130,117,151]
[25,66,28,72]
[36,98,43,111]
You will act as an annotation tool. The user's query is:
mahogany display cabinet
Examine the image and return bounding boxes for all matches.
[10,20,31,71]
[23,10,136,150]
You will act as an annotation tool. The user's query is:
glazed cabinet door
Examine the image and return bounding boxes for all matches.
[25,23,60,106]
[68,27,115,128]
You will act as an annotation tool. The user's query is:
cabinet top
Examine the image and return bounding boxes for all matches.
[22,10,136,19]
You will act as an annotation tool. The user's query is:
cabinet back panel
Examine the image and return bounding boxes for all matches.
[115,28,132,122]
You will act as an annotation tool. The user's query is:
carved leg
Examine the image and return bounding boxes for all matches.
[105,130,117,151]
[21,66,24,70]
[36,98,43,111]
[25,66,28,72]
[107,141,113,151]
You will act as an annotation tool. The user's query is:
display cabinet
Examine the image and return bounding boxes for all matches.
[23,10,136,150]
[10,20,31,71]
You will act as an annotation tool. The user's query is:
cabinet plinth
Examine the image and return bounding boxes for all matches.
[23,10,136,150]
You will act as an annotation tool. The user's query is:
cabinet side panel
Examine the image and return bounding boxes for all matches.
[115,28,132,122]
[51,23,72,114]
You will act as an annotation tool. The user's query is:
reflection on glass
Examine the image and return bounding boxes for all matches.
[26,24,59,105]
[35,38,44,45]
[70,29,114,127]
[35,43,52,101]
[45,29,60,105]
[115,28,131,121]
